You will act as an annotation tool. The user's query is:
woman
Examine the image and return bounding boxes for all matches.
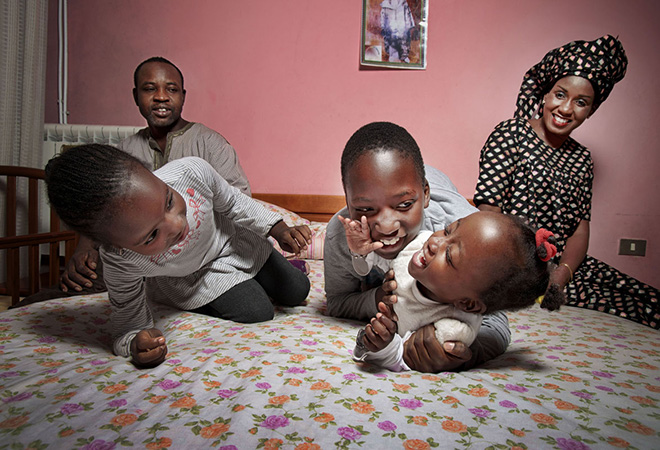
[474,35,658,329]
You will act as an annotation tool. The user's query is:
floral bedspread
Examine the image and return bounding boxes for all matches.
[1,260,658,449]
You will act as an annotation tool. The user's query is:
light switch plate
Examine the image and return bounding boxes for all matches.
[618,239,646,256]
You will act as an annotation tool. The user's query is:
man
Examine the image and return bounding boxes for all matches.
[59,57,251,293]
[119,57,251,194]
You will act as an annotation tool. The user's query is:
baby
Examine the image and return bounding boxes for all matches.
[340,211,564,371]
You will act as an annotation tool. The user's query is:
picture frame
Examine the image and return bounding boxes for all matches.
[361,0,428,69]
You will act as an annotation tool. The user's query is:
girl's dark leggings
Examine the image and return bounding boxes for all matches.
[192,248,310,323]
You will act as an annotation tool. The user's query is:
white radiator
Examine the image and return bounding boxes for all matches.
[43,123,143,163]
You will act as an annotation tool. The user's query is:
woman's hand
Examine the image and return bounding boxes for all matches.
[552,219,590,289]
[403,324,472,373]
[131,328,168,368]
[269,221,311,255]
[338,215,383,256]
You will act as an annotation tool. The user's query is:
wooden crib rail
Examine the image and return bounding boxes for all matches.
[0,166,78,305]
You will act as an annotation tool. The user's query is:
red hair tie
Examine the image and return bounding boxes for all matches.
[535,228,557,262]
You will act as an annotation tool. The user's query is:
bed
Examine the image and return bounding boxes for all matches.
[1,194,658,449]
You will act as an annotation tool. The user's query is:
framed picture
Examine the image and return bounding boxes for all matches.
[361,0,428,69]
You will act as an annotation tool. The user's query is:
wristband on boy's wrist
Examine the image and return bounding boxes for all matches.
[350,251,370,276]
[354,328,368,358]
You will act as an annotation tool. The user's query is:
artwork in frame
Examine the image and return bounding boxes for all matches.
[361,0,428,69]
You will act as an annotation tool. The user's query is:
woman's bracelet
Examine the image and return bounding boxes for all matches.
[559,263,573,282]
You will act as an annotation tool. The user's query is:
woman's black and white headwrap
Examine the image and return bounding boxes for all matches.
[515,34,628,119]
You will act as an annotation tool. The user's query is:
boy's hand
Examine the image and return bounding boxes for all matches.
[131,328,168,368]
[338,215,383,256]
[269,221,311,255]
[361,303,398,352]
[402,324,472,373]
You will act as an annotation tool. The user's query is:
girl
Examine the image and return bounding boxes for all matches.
[45,144,311,367]
[343,211,563,371]
[324,121,509,373]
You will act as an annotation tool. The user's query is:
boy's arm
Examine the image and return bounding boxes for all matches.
[424,165,478,230]
[324,212,380,321]
[460,312,511,370]
[403,312,511,372]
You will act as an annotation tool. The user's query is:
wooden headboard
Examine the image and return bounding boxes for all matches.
[252,193,345,223]
[252,193,475,222]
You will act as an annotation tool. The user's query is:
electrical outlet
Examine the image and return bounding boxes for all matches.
[618,239,646,256]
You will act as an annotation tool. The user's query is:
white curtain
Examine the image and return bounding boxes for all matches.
[0,0,49,285]
[1,0,48,168]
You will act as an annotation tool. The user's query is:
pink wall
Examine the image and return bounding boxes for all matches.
[45,0,659,287]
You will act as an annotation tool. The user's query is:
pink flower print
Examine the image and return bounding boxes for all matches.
[499,400,518,408]
[108,399,127,408]
[469,408,491,418]
[556,437,591,450]
[337,426,362,441]
[158,379,182,390]
[3,392,33,403]
[186,189,206,229]
[61,403,84,415]
[592,370,614,378]
[218,389,238,399]
[378,420,397,431]
[261,415,289,429]
[399,398,423,409]
[505,384,529,393]
[81,440,116,450]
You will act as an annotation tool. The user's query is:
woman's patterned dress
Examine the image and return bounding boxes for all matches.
[474,118,658,328]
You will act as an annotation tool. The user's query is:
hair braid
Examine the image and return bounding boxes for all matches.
[480,215,565,313]
[45,144,145,244]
